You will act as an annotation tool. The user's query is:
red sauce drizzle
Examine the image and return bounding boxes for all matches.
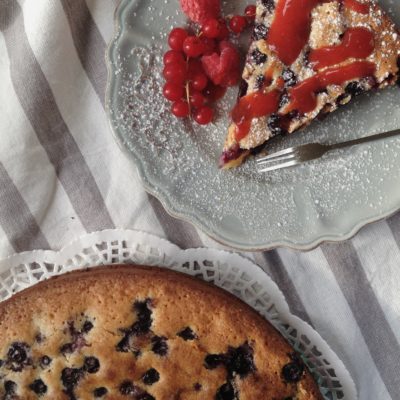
[287,61,375,113]
[263,67,275,86]
[233,61,376,140]
[309,27,374,70]
[267,0,330,66]
[232,90,281,141]
[230,0,376,143]
[276,77,285,89]
[344,0,369,14]
[267,0,370,65]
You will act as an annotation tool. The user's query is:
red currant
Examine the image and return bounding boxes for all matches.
[193,106,214,125]
[168,28,189,51]
[163,50,186,66]
[163,63,187,84]
[191,72,208,91]
[188,59,204,77]
[217,21,230,40]
[201,37,217,55]
[203,83,227,102]
[183,36,205,58]
[229,16,247,34]
[163,82,184,101]
[202,18,220,39]
[171,100,190,118]
[189,91,206,108]
[244,5,257,21]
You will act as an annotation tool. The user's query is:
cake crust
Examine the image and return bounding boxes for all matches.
[0,265,323,399]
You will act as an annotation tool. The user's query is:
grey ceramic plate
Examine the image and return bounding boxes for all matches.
[106,0,400,251]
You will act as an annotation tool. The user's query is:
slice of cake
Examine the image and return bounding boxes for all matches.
[0,265,323,399]
[220,0,400,168]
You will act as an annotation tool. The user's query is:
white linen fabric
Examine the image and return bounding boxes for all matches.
[0,1,399,399]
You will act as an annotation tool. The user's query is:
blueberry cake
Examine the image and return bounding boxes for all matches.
[0,265,323,399]
[220,0,400,168]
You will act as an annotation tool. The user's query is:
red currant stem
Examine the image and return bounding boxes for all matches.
[185,81,191,117]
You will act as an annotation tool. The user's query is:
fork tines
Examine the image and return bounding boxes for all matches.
[256,147,300,173]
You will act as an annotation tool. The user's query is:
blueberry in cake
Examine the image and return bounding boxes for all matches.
[220,0,400,168]
[0,265,323,399]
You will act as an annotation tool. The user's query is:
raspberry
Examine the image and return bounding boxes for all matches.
[201,41,241,87]
[224,72,240,86]
[179,0,221,25]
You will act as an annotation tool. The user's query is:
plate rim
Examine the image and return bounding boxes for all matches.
[105,0,400,252]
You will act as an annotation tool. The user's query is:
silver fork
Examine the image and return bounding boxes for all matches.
[257,128,400,173]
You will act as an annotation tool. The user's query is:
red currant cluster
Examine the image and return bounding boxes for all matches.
[202,5,256,37]
[163,27,219,125]
[162,5,256,125]
[229,5,257,34]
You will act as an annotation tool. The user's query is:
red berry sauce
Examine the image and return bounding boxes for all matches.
[267,0,331,66]
[343,0,370,14]
[227,0,377,144]
[309,27,374,70]
[287,61,376,113]
[232,90,281,141]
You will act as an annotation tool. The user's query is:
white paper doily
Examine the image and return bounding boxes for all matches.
[0,229,356,400]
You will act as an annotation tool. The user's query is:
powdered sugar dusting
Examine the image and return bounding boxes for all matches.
[107,0,400,249]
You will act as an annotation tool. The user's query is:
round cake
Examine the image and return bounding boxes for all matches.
[0,265,323,399]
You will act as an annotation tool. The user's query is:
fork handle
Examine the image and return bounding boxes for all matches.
[329,128,400,150]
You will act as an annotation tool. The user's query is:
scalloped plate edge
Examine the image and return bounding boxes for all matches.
[104,0,400,252]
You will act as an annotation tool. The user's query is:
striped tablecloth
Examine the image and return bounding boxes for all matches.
[1,1,399,398]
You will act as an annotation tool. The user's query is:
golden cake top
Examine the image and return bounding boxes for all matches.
[0,265,322,399]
